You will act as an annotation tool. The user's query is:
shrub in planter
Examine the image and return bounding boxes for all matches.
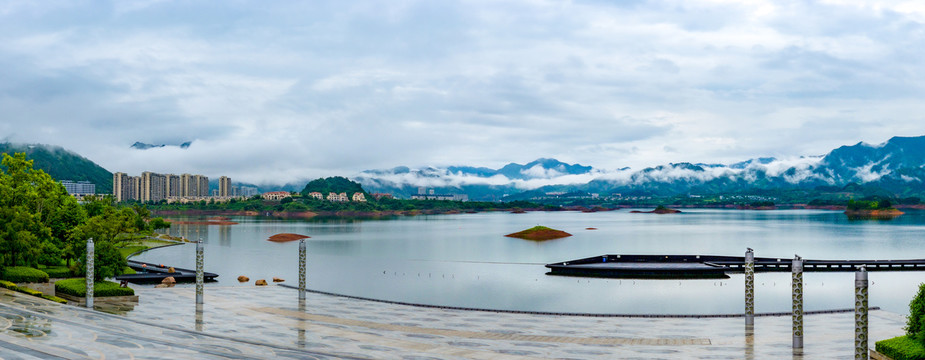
[910,283,925,343]
[42,266,73,278]
[55,278,134,297]
[0,279,68,303]
[0,280,16,290]
[876,335,925,360]
[41,294,68,304]
[1,267,50,283]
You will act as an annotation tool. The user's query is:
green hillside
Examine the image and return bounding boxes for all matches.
[301,176,366,196]
[0,143,113,194]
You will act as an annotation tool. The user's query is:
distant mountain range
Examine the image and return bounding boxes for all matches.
[6,136,925,201]
[356,136,925,201]
[131,141,192,150]
[0,143,114,194]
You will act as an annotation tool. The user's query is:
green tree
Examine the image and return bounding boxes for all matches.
[907,283,925,344]
[0,153,68,268]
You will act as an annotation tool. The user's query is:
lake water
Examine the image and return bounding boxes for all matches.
[135,209,925,315]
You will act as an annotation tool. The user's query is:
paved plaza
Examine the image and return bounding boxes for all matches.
[0,285,908,359]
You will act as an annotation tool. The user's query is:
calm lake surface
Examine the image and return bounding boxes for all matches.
[135,209,925,315]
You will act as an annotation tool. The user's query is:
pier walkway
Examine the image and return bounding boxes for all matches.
[0,285,907,359]
[547,254,925,278]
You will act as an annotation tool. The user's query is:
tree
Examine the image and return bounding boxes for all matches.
[0,153,67,268]
[149,217,171,231]
[907,283,925,344]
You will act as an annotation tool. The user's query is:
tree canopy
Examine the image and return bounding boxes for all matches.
[0,152,166,280]
[301,176,366,196]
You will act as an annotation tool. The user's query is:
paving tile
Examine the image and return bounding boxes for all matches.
[0,286,909,359]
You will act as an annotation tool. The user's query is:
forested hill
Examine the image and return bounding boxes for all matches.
[301,176,367,196]
[0,143,113,194]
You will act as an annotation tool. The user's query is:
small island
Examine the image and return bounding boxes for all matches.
[844,199,904,219]
[505,226,572,241]
[737,201,777,210]
[267,233,311,242]
[630,205,681,214]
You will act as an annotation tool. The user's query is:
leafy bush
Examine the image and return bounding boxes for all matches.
[877,335,925,360]
[42,266,73,278]
[41,294,68,304]
[55,278,134,297]
[1,266,50,283]
[0,280,16,290]
[20,287,43,296]
[0,279,67,303]
[909,283,925,343]
[72,241,127,281]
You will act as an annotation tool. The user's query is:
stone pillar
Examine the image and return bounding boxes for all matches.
[86,238,94,309]
[856,266,869,360]
[299,238,307,301]
[745,248,755,326]
[792,255,804,350]
[196,239,204,305]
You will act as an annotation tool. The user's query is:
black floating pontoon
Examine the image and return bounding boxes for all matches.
[115,260,219,284]
[545,254,925,279]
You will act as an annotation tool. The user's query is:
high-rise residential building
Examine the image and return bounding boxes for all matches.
[141,172,167,202]
[218,176,231,197]
[131,176,142,201]
[165,174,180,197]
[195,175,209,198]
[180,173,194,197]
[113,172,137,201]
[114,171,230,202]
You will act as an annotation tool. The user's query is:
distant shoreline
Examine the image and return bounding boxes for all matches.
[149,204,924,219]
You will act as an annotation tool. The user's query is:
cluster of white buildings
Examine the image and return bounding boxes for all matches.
[306,191,367,202]
[113,172,255,203]
[410,188,468,201]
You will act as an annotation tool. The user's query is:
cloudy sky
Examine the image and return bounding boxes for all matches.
[2,0,925,185]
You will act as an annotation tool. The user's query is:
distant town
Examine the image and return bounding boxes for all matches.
[58,172,400,204]
[58,173,472,205]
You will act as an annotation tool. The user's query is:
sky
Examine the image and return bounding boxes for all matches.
[2,0,925,186]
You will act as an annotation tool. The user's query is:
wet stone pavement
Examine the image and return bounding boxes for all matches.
[0,285,908,359]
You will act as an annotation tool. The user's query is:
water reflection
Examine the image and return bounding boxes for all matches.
[219,225,231,247]
[195,303,203,332]
[744,324,754,360]
[297,299,306,348]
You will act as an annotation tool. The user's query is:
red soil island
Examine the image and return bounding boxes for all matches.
[167,219,239,225]
[844,208,904,219]
[267,233,311,242]
[505,226,572,241]
[630,206,681,214]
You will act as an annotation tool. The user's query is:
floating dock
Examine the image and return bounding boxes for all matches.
[546,254,925,279]
[115,260,219,284]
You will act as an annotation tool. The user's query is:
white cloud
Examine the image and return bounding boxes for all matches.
[1,0,924,186]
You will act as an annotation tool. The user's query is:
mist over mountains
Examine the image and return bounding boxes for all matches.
[5,136,925,200]
[356,136,925,201]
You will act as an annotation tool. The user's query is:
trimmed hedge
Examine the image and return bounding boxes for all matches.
[42,294,68,304]
[54,278,134,297]
[877,335,925,360]
[42,266,73,278]
[0,280,68,304]
[0,280,16,290]
[2,267,50,283]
